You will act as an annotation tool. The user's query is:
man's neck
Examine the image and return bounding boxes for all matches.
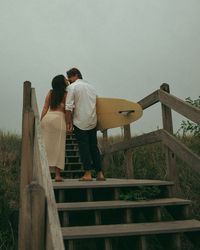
[71,78,80,84]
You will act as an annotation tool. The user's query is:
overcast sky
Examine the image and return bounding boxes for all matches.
[0,0,199,136]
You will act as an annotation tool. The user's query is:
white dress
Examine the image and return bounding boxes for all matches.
[41,110,66,170]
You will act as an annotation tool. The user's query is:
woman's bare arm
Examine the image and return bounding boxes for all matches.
[41,91,51,120]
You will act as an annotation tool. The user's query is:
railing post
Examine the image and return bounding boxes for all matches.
[19,82,35,249]
[102,130,110,171]
[23,81,32,111]
[123,124,134,178]
[20,81,34,188]
[160,83,180,194]
[19,182,45,250]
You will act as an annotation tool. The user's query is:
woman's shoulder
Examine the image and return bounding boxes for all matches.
[45,89,51,98]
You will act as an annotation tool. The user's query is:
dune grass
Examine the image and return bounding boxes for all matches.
[0,129,200,249]
[0,130,21,250]
[101,133,200,220]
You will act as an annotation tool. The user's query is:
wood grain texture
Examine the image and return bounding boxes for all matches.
[56,198,191,211]
[62,220,200,239]
[158,89,200,124]
[53,178,173,189]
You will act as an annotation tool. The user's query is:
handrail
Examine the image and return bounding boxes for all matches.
[158,89,200,124]
[102,128,200,175]
[160,130,200,174]
[19,82,64,250]
[102,130,162,155]
[138,86,200,124]
[102,83,200,186]
[138,90,159,110]
[31,88,65,250]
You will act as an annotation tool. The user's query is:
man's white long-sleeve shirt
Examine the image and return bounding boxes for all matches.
[65,79,97,130]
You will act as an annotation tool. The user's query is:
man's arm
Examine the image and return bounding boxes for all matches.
[65,110,73,133]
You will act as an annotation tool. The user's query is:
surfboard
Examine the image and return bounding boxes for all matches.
[96,97,143,131]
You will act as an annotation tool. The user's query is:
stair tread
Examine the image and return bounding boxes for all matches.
[62,219,200,239]
[61,170,84,173]
[57,198,191,211]
[65,162,82,164]
[66,149,79,151]
[66,156,80,158]
[53,178,173,189]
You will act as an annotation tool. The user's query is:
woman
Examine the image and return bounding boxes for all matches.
[41,75,68,181]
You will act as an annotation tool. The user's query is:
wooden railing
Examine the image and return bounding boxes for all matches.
[102,83,200,194]
[18,81,200,248]
[18,82,64,250]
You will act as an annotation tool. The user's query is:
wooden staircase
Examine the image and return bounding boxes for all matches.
[52,134,200,250]
[63,134,84,179]
[19,82,200,250]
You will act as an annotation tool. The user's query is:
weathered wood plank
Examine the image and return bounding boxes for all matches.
[57,198,191,211]
[158,89,200,124]
[160,130,200,174]
[20,110,34,195]
[102,129,110,171]
[138,90,159,110]
[62,220,200,239]
[124,208,132,223]
[30,182,45,250]
[138,236,147,250]
[31,88,65,250]
[160,84,173,133]
[105,238,112,250]
[34,119,64,250]
[19,182,45,250]
[114,188,120,200]
[23,81,32,110]
[102,130,162,155]
[86,189,93,201]
[95,211,102,225]
[53,178,173,189]
[68,240,75,250]
[123,124,133,178]
[160,83,179,195]
[18,85,35,249]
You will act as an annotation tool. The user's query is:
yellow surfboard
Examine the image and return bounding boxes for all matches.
[96,97,143,131]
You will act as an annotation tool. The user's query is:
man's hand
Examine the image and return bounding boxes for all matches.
[66,122,73,134]
[65,110,73,133]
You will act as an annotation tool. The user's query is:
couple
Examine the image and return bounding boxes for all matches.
[41,68,105,182]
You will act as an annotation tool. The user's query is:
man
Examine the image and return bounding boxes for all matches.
[65,68,105,181]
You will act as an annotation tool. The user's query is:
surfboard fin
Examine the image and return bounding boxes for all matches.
[118,110,135,116]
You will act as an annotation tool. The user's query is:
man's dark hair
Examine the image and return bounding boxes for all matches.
[66,68,83,79]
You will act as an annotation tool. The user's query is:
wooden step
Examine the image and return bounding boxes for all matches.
[65,162,82,166]
[53,178,173,190]
[57,198,191,211]
[66,134,76,139]
[51,170,84,177]
[62,219,200,240]
[61,170,84,175]
[66,149,79,152]
[66,138,77,141]
[66,156,80,159]
[66,143,78,146]
[65,157,81,163]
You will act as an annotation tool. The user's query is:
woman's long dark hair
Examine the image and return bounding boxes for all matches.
[50,75,66,109]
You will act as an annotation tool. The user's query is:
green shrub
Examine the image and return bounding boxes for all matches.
[177,96,200,136]
[102,132,200,221]
[120,186,161,201]
[0,130,21,249]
